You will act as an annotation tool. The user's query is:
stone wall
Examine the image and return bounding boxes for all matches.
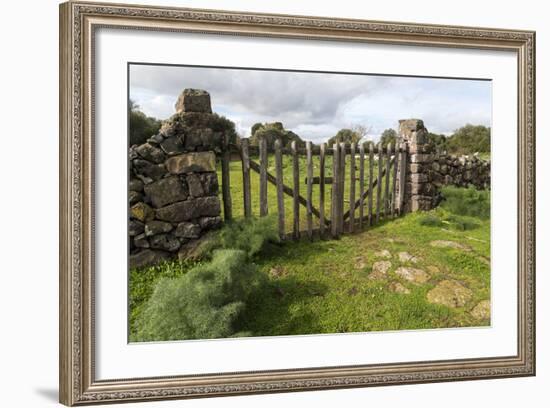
[398,119,490,213]
[431,153,491,190]
[129,89,233,269]
[398,119,438,212]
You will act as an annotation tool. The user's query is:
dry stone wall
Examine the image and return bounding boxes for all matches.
[129,89,234,269]
[431,153,490,190]
[398,119,490,213]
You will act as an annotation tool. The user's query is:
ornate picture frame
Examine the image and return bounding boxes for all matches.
[59,1,535,405]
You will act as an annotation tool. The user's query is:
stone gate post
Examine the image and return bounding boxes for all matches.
[398,119,436,212]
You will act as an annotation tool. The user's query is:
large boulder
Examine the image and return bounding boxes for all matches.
[165,152,216,174]
[144,220,173,236]
[174,222,201,239]
[149,234,181,252]
[130,202,155,222]
[155,197,221,223]
[129,249,171,269]
[132,159,166,181]
[135,143,166,164]
[427,280,473,308]
[175,89,212,114]
[143,176,188,208]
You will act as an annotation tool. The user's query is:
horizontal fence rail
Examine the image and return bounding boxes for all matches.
[221,138,407,241]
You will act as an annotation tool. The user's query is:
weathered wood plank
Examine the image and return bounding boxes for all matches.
[331,142,340,238]
[391,143,399,217]
[240,138,252,218]
[304,176,333,184]
[398,142,407,214]
[376,142,383,223]
[306,141,313,240]
[358,142,365,230]
[349,142,356,233]
[368,142,374,226]
[221,133,232,221]
[384,143,391,217]
[291,141,300,240]
[259,136,268,217]
[319,143,326,238]
[339,142,346,234]
[274,139,285,239]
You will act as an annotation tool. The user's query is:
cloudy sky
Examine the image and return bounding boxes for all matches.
[129,64,492,144]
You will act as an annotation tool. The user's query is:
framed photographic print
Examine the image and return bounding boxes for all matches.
[59,1,536,405]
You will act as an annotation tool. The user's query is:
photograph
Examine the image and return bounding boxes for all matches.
[57,1,536,405]
[127,64,492,343]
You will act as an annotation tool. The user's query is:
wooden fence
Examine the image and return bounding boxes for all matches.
[220,134,408,241]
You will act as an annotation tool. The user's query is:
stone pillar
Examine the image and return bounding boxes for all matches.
[128,89,231,269]
[398,119,436,212]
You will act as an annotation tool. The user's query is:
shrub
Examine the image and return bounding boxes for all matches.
[129,259,200,334]
[440,185,490,219]
[444,214,481,231]
[418,214,443,227]
[210,215,280,258]
[132,249,267,342]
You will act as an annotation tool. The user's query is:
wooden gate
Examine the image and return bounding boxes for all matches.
[220,134,408,241]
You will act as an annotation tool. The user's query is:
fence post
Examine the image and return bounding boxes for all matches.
[240,138,252,218]
[358,143,365,229]
[306,141,314,239]
[339,142,346,234]
[291,141,300,240]
[331,142,340,238]
[221,132,232,221]
[368,142,374,226]
[376,142,383,223]
[259,135,268,216]
[274,138,285,239]
[349,142,356,233]
[319,143,326,238]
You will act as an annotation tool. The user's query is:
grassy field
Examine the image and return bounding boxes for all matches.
[236,209,490,335]
[130,205,490,339]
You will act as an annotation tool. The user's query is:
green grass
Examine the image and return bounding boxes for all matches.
[129,204,490,339]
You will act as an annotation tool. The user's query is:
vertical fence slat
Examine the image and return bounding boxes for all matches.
[306,141,313,240]
[349,142,356,233]
[391,143,399,217]
[274,139,285,239]
[240,138,252,218]
[339,142,346,234]
[319,143,326,238]
[221,133,232,221]
[398,142,407,215]
[376,142,383,223]
[368,142,374,226]
[291,141,300,240]
[359,143,365,230]
[331,142,340,238]
[384,143,391,217]
[259,136,268,217]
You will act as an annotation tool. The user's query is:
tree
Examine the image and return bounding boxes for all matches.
[427,132,448,152]
[249,122,305,149]
[446,124,491,155]
[327,128,362,147]
[379,128,397,146]
[129,99,162,146]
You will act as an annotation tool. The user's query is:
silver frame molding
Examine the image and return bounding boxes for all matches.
[59,1,536,405]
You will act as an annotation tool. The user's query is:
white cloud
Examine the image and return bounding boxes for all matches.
[130,64,491,142]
